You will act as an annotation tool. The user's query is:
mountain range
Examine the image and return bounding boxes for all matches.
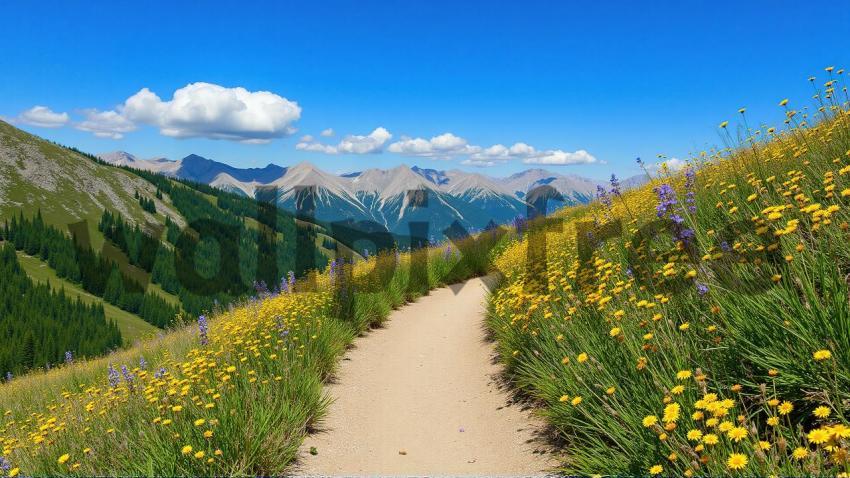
[98,151,645,237]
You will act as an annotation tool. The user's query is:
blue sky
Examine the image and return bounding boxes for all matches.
[1,0,848,180]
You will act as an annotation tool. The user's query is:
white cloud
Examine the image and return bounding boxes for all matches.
[647,157,688,173]
[461,159,497,168]
[75,109,137,139]
[522,149,597,165]
[119,82,301,143]
[16,106,69,128]
[466,142,597,167]
[320,128,334,137]
[387,132,480,159]
[296,127,391,154]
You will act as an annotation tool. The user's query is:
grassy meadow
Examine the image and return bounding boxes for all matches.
[488,68,850,476]
[0,241,496,476]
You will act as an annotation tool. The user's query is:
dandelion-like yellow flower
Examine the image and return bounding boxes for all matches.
[559,395,569,403]
[676,370,692,380]
[643,415,658,427]
[727,426,747,442]
[57,453,70,465]
[792,447,808,460]
[571,396,583,406]
[649,465,663,475]
[813,349,832,361]
[807,428,831,445]
[194,450,205,459]
[663,403,680,423]
[778,401,793,415]
[577,353,588,363]
[727,453,748,470]
[813,406,831,418]
[181,445,193,455]
[702,433,719,445]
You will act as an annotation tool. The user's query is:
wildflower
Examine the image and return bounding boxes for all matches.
[663,403,680,423]
[9,468,19,477]
[807,428,831,445]
[686,429,703,441]
[670,385,684,395]
[577,353,588,363]
[702,433,719,445]
[813,349,832,361]
[194,419,206,427]
[609,327,621,337]
[792,447,808,460]
[181,445,193,455]
[759,441,771,450]
[203,430,214,438]
[676,370,692,380]
[727,427,747,442]
[107,364,120,388]
[649,464,663,475]
[719,121,729,129]
[813,406,831,418]
[727,453,748,470]
[198,315,209,346]
[778,401,793,415]
[58,454,70,465]
[194,451,205,459]
[610,174,621,196]
[678,322,690,331]
[64,351,73,364]
[766,416,779,427]
[643,415,658,427]
[559,395,569,403]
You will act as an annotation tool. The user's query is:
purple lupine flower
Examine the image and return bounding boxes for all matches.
[64,351,73,364]
[121,365,135,391]
[654,184,678,218]
[610,174,622,196]
[329,259,337,281]
[154,367,167,379]
[0,456,10,474]
[720,241,731,252]
[443,245,452,260]
[198,314,209,346]
[253,280,270,297]
[287,271,296,293]
[4,372,11,382]
[684,167,696,213]
[107,364,120,388]
[139,356,148,370]
[696,283,709,296]
[596,185,613,211]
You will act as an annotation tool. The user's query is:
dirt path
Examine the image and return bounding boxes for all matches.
[295,277,556,476]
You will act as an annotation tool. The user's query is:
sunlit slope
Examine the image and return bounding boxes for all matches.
[488,84,850,475]
[0,120,182,250]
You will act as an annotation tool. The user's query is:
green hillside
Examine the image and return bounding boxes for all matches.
[0,120,184,251]
[15,251,158,343]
